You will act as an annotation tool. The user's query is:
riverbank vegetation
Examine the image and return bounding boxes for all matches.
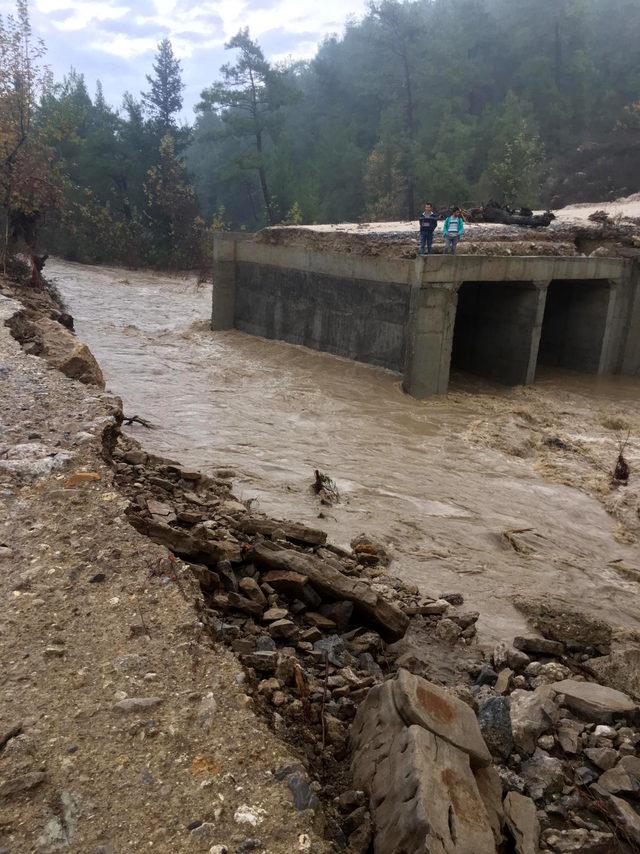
[1,0,639,270]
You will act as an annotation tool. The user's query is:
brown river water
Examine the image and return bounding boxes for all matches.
[49,259,640,643]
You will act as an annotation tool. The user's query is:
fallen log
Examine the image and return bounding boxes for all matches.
[251,543,409,641]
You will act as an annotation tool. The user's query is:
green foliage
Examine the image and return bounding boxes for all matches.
[6,0,640,270]
[282,202,303,225]
[142,39,185,134]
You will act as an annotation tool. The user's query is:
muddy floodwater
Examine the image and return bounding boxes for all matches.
[49,258,640,642]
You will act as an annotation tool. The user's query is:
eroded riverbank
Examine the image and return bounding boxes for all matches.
[48,258,640,642]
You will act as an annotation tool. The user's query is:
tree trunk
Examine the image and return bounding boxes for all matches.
[255,129,275,225]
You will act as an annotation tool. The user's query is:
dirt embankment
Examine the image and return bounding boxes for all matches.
[257,197,640,260]
[3,274,640,853]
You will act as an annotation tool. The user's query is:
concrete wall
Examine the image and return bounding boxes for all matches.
[212,234,639,397]
[233,262,410,371]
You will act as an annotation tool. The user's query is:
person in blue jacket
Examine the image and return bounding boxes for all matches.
[443,207,464,254]
[418,203,438,255]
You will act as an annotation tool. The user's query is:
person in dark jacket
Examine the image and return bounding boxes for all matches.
[418,203,438,255]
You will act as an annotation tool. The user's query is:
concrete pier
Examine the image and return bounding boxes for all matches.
[212,234,639,397]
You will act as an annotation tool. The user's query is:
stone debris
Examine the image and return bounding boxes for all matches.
[550,678,637,722]
[503,791,539,854]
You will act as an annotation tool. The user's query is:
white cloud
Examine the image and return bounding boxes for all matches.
[35,0,129,31]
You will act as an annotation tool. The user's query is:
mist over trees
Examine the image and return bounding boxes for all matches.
[1,0,639,270]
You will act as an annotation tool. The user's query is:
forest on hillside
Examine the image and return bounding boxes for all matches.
[1,0,639,271]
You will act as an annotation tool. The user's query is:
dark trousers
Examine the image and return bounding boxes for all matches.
[419,229,434,255]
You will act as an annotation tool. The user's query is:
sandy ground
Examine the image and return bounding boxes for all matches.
[291,193,640,236]
[0,291,328,853]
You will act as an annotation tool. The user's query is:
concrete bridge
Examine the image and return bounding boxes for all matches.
[212,233,640,397]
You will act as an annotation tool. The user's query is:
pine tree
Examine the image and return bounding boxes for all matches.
[142,39,184,133]
[198,29,296,226]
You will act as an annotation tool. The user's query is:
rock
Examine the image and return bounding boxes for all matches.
[587,628,640,699]
[325,714,348,748]
[530,661,571,687]
[440,592,464,605]
[252,544,409,641]
[575,765,597,785]
[475,766,504,846]
[583,747,618,771]
[556,718,584,754]
[128,515,242,564]
[227,593,265,618]
[434,618,463,644]
[520,749,566,800]
[255,636,276,652]
[112,697,162,713]
[346,816,372,854]
[495,668,513,694]
[357,652,383,680]
[347,630,383,656]
[510,686,559,755]
[0,771,47,799]
[197,695,218,731]
[123,449,148,466]
[391,670,492,768]
[597,756,640,794]
[238,577,267,605]
[419,599,449,615]
[319,600,353,630]
[268,619,298,640]
[550,679,636,722]
[478,696,513,761]
[238,517,327,546]
[304,612,336,631]
[512,596,612,654]
[514,636,564,657]
[498,767,527,795]
[190,822,217,841]
[262,607,288,622]
[241,652,277,673]
[233,805,266,826]
[355,719,496,853]
[287,771,320,812]
[35,315,105,386]
[503,791,539,854]
[299,627,322,643]
[336,790,366,813]
[537,734,555,750]
[590,785,640,845]
[475,664,498,687]
[147,498,173,516]
[314,635,349,667]
[543,828,614,853]
[507,648,531,671]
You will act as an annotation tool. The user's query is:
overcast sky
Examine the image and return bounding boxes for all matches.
[0,0,367,115]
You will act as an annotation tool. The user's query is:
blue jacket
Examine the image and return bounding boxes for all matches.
[419,210,438,232]
[443,215,464,237]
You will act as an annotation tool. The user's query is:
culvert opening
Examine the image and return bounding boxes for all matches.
[537,278,612,374]
[451,281,541,386]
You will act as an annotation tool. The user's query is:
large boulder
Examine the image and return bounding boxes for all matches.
[35,316,104,387]
[351,673,499,853]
